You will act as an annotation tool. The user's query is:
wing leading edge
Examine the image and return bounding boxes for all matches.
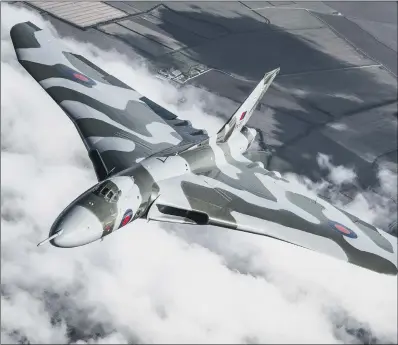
[10,22,208,180]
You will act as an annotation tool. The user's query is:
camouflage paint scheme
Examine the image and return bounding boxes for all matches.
[11,22,397,275]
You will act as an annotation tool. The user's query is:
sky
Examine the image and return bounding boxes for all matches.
[1,3,397,344]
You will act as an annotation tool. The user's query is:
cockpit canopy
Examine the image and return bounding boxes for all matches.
[93,180,122,203]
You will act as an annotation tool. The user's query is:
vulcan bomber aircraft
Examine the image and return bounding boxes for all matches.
[10,22,397,275]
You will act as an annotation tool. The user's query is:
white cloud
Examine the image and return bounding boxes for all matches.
[313,153,397,230]
[1,3,397,345]
[377,162,397,200]
[327,122,349,131]
[333,93,363,103]
[317,153,357,185]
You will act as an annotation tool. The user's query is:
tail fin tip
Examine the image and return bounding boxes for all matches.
[264,67,280,83]
[216,67,280,143]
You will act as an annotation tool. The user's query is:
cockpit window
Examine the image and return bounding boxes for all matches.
[94,181,121,203]
[101,187,110,196]
[111,190,122,202]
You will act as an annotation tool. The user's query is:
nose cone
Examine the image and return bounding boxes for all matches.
[50,206,103,248]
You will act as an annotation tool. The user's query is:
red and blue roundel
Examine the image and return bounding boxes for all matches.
[73,72,90,82]
[328,221,357,238]
[70,70,96,86]
[58,65,96,86]
[119,209,134,229]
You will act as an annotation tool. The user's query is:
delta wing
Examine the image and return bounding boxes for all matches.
[147,154,397,275]
[10,22,207,180]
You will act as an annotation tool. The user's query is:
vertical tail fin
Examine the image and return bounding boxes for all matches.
[216,67,280,143]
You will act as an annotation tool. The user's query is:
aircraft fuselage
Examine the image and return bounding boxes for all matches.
[45,127,257,247]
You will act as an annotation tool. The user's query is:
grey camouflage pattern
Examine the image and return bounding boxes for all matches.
[11,22,397,275]
[10,22,208,181]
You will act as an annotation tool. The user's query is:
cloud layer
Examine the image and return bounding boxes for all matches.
[1,3,397,344]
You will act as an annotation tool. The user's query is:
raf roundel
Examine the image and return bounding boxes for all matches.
[119,209,134,229]
[70,70,96,86]
[73,72,90,82]
[329,221,358,238]
[58,65,96,86]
